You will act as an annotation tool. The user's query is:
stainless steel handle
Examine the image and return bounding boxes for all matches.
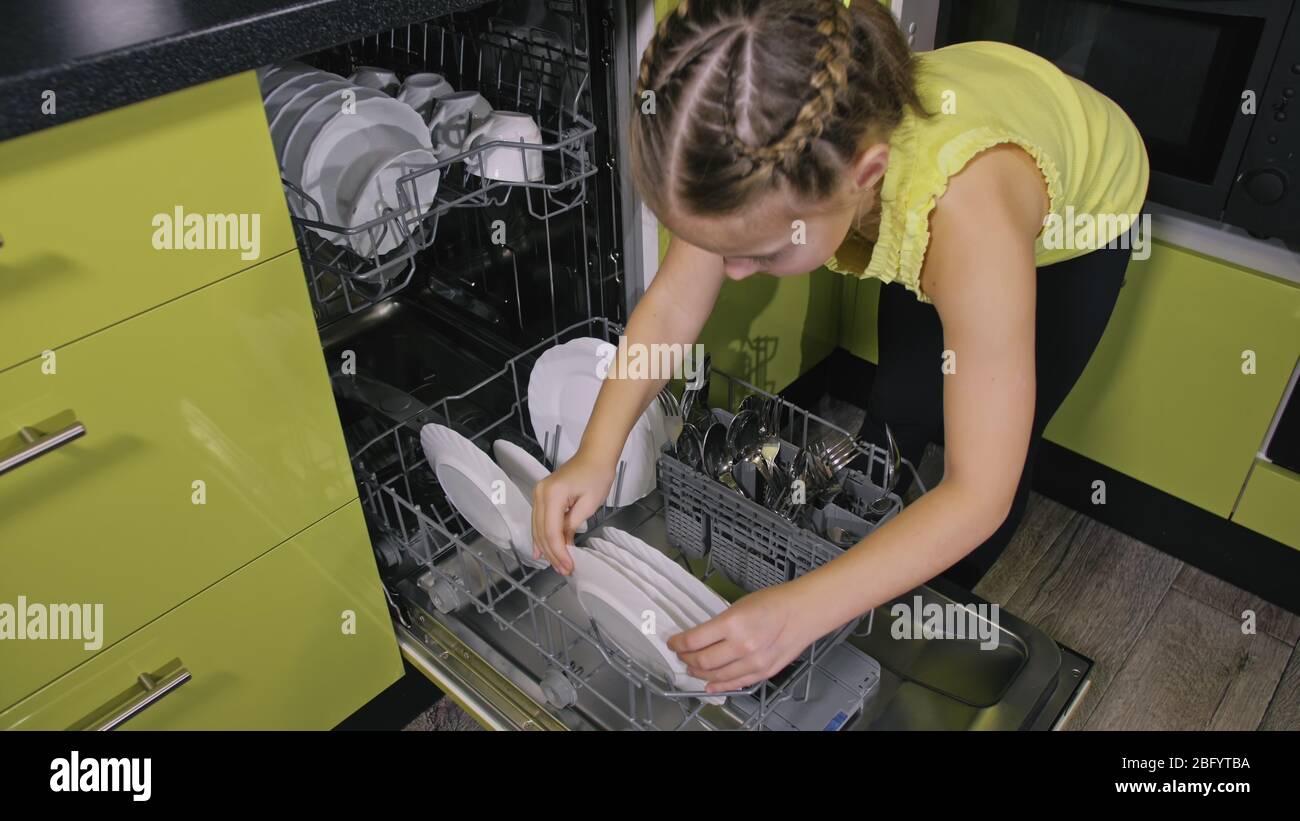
[70,659,192,731]
[0,417,86,476]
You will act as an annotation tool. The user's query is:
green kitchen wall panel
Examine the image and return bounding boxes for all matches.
[697,267,845,400]
[1043,242,1300,517]
[839,274,882,365]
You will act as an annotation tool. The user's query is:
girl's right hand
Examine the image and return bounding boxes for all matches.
[531,449,615,575]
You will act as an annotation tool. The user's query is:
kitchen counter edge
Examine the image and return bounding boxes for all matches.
[0,0,489,142]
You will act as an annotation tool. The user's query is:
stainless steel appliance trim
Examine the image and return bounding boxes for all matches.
[396,615,567,731]
[615,0,660,307]
[1148,203,1300,288]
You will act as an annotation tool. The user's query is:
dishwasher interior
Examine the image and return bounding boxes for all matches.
[268,0,1091,730]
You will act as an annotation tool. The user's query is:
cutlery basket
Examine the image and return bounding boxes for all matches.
[658,409,904,593]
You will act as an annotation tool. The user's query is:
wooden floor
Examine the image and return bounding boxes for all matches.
[837,398,1300,731]
[974,487,1300,730]
[404,398,1300,731]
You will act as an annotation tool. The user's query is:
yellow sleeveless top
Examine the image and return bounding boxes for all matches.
[824,40,1151,304]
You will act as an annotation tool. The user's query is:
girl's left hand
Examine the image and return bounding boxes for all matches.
[666,583,825,694]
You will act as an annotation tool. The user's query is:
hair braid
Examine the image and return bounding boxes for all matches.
[631,0,926,217]
[637,0,693,94]
[739,0,852,167]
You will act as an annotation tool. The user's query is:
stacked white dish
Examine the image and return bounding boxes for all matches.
[574,527,730,704]
[419,424,546,570]
[258,62,441,257]
[420,424,731,703]
[491,438,587,534]
[527,337,670,507]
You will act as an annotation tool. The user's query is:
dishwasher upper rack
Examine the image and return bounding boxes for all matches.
[348,316,872,729]
[286,15,602,324]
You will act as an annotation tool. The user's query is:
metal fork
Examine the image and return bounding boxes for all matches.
[811,437,860,477]
[655,385,683,444]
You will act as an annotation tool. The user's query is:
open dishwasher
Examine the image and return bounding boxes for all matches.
[266,0,1092,730]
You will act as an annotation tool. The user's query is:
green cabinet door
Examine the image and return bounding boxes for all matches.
[1,501,403,730]
[1234,460,1300,550]
[0,251,358,709]
[0,72,294,372]
[1044,242,1300,517]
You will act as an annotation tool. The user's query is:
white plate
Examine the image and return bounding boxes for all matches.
[269,78,350,162]
[527,337,665,506]
[280,84,385,186]
[596,527,729,618]
[492,439,549,498]
[491,439,589,534]
[570,547,720,703]
[260,62,319,97]
[419,424,545,569]
[345,147,440,257]
[607,421,656,507]
[587,537,708,627]
[300,95,433,234]
[263,71,332,123]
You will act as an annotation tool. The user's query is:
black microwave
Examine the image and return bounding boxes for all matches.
[906,0,1300,241]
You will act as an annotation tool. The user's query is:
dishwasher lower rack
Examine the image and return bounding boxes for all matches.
[348,317,882,729]
[283,13,602,323]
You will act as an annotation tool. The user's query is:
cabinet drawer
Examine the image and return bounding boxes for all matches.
[0,251,356,709]
[1233,461,1300,550]
[1045,243,1300,517]
[1,501,403,730]
[0,72,293,372]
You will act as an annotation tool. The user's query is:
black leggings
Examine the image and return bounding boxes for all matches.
[854,243,1132,589]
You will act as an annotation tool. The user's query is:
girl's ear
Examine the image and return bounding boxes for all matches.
[852,143,890,190]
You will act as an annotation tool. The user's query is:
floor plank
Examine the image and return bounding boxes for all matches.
[1173,564,1300,646]
[1085,588,1291,730]
[974,494,1078,605]
[1259,645,1300,730]
[1002,516,1184,729]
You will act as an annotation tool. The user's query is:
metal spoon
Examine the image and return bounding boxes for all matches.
[675,423,704,471]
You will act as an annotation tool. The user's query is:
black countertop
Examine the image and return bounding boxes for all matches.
[0,0,488,141]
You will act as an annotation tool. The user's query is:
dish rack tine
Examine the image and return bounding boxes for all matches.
[607,457,628,512]
[545,423,563,468]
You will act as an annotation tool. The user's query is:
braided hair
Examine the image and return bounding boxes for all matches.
[631,0,925,217]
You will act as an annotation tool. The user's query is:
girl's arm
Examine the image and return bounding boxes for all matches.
[671,144,1050,692]
[532,234,727,573]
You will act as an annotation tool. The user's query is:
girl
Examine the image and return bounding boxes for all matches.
[532,0,1149,693]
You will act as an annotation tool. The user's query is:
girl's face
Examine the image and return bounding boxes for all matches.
[663,191,864,280]
[658,146,889,281]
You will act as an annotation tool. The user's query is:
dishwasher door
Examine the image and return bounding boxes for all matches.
[388,485,1091,731]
